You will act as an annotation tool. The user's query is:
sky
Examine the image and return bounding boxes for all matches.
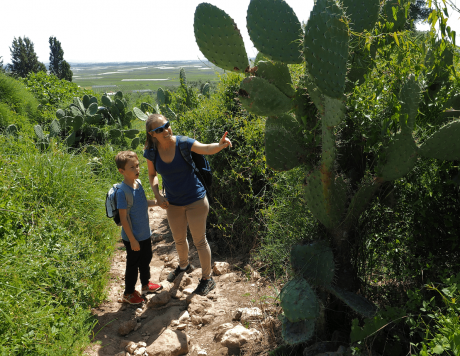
[1,0,459,64]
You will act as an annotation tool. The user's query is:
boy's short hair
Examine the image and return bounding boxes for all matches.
[115,151,138,170]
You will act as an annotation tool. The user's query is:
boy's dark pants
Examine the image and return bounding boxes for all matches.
[122,237,153,295]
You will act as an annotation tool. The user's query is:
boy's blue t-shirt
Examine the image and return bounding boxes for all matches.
[116,182,151,242]
[143,136,206,206]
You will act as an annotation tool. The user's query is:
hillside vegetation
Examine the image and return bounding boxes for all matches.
[1,14,460,354]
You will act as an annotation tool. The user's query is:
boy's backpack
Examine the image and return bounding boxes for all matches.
[151,135,213,202]
[105,179,141,226]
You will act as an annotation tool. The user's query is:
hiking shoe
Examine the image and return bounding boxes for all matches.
[167,264,195,282]
[142,282,163,295]
[122,290,144,305]
[193,277,216,296]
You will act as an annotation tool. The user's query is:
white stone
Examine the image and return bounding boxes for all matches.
[134,347,146,356]
[214,323,234,342]
[138,341,147,347]
[178,311,190,322]
[182,288,194,295]
[221,325,261,349]
[125,341,138,353]
[177,324,187,330]
[213,262,230,276]
[197,350,207,355]
[145,329,189,356]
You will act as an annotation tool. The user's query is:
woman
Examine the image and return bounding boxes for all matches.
[143,114,232,296]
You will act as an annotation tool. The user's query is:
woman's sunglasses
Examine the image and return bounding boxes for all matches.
[149,121,170,134]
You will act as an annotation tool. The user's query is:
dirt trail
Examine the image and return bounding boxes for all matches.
[84,206,281,356]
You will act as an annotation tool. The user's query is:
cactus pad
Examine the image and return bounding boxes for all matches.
[264,114,305,171]
[328,284,377,318]
[70,105,82,117]
[323,95,346,127]
[378,133,417,181]
[247,0,303,64]
[419,121,460,160]
[131,137,140,150]
[73,97,85,113]
[133,107,148,121]
[163,105,177,121]
[101,95,112,108]
[86,102,99,116]
[157,88,165,105]
[255,61,295,98]
[400,74,420,135]
[280,278,319,322]
[34,125,46,141]
[72,116,84,131]
[56,109,66,119]
[194,3,248,73]
[123,129,139,139]
[82,95,90,109]
[341,0,380,32]
[65,131,76,147]
[291,241,335,287]
[304,0,349,99]
[5,124,18,136]
[304,170,348,230]
[49,119,61,138]
[109,129,122,139]
[280,314,315,345]
[239,76,292,116]
[141,102,156,114]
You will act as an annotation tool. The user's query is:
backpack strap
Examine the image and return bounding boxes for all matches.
[117,180,140,233]
[178,135,197,172]
[178,135,210,195]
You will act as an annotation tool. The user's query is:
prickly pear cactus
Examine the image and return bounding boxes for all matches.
[193,0,459,345]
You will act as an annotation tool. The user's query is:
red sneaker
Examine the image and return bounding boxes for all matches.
[122,291,144,304]
[142,282,163,295]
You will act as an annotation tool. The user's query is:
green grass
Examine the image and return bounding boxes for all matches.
[0,136,120,355]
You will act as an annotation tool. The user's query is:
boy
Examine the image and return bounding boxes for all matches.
[115,150,162,304]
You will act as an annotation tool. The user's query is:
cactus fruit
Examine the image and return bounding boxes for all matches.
[247,0,303,64]
[239,76,292,116]
[280,278,320,322]
[280,314,315,345]
[291,241,335,287]
[419,121,460,160]
[254,61,295,98]
[194,3,248,73]
[304,0,349,99]
[264,114,306,171]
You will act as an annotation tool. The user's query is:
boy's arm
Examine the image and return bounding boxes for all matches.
[119,208,140,251]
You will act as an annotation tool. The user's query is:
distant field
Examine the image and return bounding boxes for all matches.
[71,60,225,93]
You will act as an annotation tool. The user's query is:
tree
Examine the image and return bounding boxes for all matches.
[8,37,46,78]
[48,36,73,81]
[0,56,4,73]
